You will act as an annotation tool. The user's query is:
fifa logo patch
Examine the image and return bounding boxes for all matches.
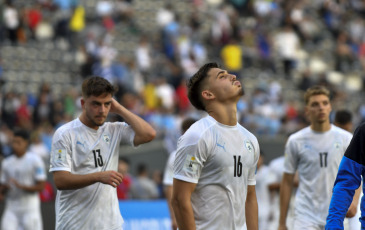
[245,140,253,153]
[103,134,110,144]
[184,154,199,177]
[55,149,66,163]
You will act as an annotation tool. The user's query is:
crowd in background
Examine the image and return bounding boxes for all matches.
[1,0,365,206]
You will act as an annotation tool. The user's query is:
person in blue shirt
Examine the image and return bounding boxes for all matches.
[326,122,365,229]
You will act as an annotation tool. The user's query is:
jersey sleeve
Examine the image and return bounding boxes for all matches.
[326,124,365,229]
[0,160,7,184]
[173,132,209,184]
[248,137,260,186]
[33,155,47,181]
[283,136,298,174]
[49,130,73,172]
[163,151,175,186]
[116,122,136,147]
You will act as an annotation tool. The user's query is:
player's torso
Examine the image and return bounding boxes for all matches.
[295,130,347,183]
[198,126,256,187]
[69,125,119,173]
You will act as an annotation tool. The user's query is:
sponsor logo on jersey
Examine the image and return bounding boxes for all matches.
[76,140,85,148]
[216,140,226,152]
[103,134,110,144]
[245,140,253,153]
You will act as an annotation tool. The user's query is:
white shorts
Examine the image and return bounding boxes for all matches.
[1,208,42,230]
[293,218,324,230]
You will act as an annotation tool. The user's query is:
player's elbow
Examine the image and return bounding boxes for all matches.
[145,129,156,142]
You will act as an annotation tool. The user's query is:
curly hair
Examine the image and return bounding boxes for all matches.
[187,63,219,111]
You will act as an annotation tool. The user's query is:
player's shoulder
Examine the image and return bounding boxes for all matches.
[331,124,353,138]
[53,118,81,137]
[287,126,311,141]
[237,123,258,141]
[178,116,215,144]
[24,151,43,162]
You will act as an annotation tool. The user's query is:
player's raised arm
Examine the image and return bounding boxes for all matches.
[109,98,156,146]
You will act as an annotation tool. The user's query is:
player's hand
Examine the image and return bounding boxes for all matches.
[171,219,178,230]
[278,224,288,230]
[109,98,122,114]
[9,178,22,189]
[98,170,123,187]
[346,203,358,218]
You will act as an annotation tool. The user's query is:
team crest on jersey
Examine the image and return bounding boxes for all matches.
[334,142,340,149]
[245,140,254,153]
[103,134,110,144]
[184,154,199,176]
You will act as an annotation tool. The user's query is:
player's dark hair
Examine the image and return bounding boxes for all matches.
[187,63,219,111]
[181,118,197,134]
[334,109,352,125]
[304,85,330,105]
[82,76,117,98]
[13,129,30,141]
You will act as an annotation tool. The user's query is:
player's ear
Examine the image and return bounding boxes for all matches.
[201,90,215,100]
[81,98,85,108]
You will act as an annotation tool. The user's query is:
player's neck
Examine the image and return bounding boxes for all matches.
[207,104,237,126]
[14,151,26,158]
[79,113,99,130]
[310,121,331,132]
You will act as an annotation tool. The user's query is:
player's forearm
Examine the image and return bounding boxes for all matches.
[114,105,156,145]
[279,174,294,226]
[165,186,177,229]
[172,196,196,230]
[19,181,46,192]
[326,156,362,228]
[53,171,100,190]
[245,186,258,230]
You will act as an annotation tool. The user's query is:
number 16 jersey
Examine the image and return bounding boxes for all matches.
[50,118,135,230]
[284,125,352,226]
[174,116,260,230]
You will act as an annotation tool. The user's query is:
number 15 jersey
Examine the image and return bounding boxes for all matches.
[50,118,135,230]
[174,116,260,230]
[284,125,352,226]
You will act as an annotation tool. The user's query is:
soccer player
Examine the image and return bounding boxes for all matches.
[278,86,353,230]
[50,76,156,230]
[0,129,47,230]
[334,109,353,133]
[163,117,197,230]
[172,63,260,230]
[326,111,363,229]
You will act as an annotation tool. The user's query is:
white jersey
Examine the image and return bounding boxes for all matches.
[284,125,352,225]
[174,116,259,230]
[50,118,135,230]
[163,150,176,186]
[0,152,46,212]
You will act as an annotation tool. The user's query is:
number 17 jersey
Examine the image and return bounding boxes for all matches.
[284,125,352,226]
[50,118,135,230]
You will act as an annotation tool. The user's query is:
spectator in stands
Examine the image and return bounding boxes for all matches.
[334,109,353,133]
[3,1,19,45]
[116,157,132,200]
[130,163,159,200]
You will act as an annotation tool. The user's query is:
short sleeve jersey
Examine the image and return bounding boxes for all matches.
[174,116,259,230]
[284,125,352,225]
[49,118,135,230]
[0,152,46,212]
[163,150,176,186]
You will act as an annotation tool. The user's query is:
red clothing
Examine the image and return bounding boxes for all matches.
[116,175,132,200]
